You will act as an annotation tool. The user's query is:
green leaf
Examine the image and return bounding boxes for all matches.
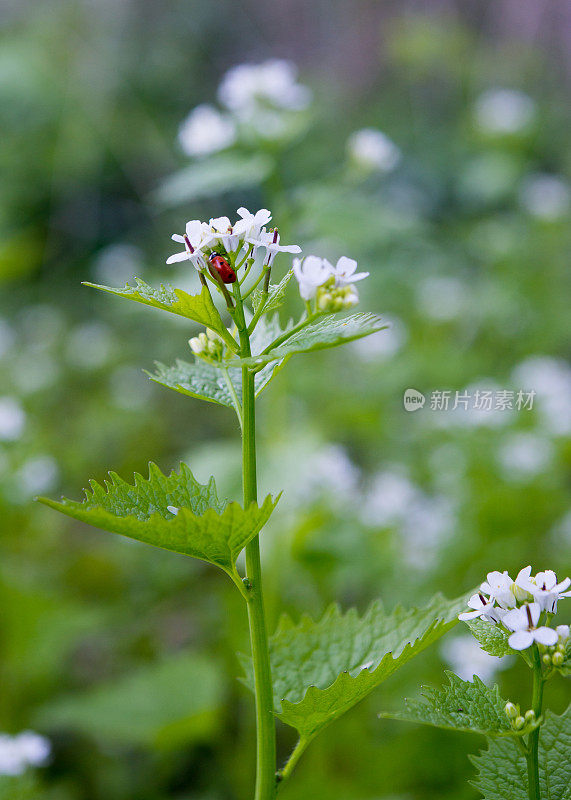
[467,619,513,658]
[379,672,537,737]
[37,463,278,586]
[149,315,292,407]
[149,358,284,408]
[35,653,224,748]
[251,270,293,315]
[471,705,571,800]
[152,152,274,207]
[242,593,466,748]
[83,278,230,340]
[232,313,387,368]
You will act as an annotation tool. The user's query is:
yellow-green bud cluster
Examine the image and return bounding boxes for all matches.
[541,627,568,669]
[189,328,225,361]
[316,278,359,313]
[504,702,535,731]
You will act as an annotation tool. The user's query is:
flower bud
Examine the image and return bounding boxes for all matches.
[206,328,220,341]
[189,336,205,354]
[542,653,552,666]
[514,716,525,730]
[504,702,519,720]
[524,709,536,724]
[552,651,564,667]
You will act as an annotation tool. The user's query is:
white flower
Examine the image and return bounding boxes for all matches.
[178,104,236,157]
[474,89,535,135]
[217,59,311,114]
[458,592,504,623]
[519,174,571,221]
[292,256,333,300]
[0,731,50,776]
[0,397,26,441]
[347,128,401,172]
[556,624,569,642]
[248,228,301,266]
[330,256,369,285]
[503,603,558,650]
[167,220,209,269]
[233,207,272,241]
[441,634,513,683]
[204,215,242,253]
[517,570,571,613]
[480,570,519,609]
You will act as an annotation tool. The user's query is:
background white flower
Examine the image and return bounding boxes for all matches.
[178,104,236,157]
[347,128,401,172]
[217,59,311,113]
[473,88,535,135]
[0,731,50,776]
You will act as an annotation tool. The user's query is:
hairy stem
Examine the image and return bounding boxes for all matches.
[526,646,544,800]
[234,281,277,800]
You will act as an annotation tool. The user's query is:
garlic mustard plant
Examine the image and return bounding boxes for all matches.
[382,565,570,800]
[38,204,479,800]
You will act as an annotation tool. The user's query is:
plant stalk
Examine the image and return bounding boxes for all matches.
[526,646,544,800]
[234,281,277,800]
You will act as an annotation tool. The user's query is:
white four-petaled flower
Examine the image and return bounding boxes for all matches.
[458,593,504,623]
[517,570,571,613]
[330,256,369,285]
[502,603,559,650]
[292,256,333,300]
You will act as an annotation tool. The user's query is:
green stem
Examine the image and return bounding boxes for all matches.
[526,646,544,800]
[243,265,269,301]
[276,736,311,783]
[234,281,276,800]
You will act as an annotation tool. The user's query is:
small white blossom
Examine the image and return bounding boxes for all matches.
[217,59,311,114]
[503,603,558,650]
[347,128,401,172]
[330,256,369,285]
[480,570,519,609]
[458,592,504,623]
[441,634,513,683]
[517,570,571,613]
[0,397,26,441]
[292,256,333,300]
[233,207,272,241]
[519,174,571,221]
[248,228,301,266]
[0,731,50,776]
[178,104,236,157]
[167,220,209,269]
[474,89,535,135]
[556,624,569,643]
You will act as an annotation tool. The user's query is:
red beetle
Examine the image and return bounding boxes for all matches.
[208,252,237,284]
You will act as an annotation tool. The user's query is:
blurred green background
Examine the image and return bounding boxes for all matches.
[1,0,570,798]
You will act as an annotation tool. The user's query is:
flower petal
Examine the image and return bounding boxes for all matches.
[166,251,189,264]
[533,627,558,646]
[508,630,534,650]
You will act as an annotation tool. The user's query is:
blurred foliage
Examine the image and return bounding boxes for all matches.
[0,2,570,800]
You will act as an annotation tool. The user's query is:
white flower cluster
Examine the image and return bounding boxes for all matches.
[347,128,401,173]
[167,207,300,272]
[459,567,570,652]
[293,256,369,311]
[167,207,368,309]
[0,730,50,776]
[178,59,311,156]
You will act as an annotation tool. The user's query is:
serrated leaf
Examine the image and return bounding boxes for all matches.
[152,152,274,207]
[471,705,571,800]
[379,672,537,737]
[35,652,224,747]
[242,593,466,747]
[251,270,293,315]
[231,313,387,368]
[149,315,292,407]
[83,278,230,340]
[37,463,278,584]
[467,619,513,657]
